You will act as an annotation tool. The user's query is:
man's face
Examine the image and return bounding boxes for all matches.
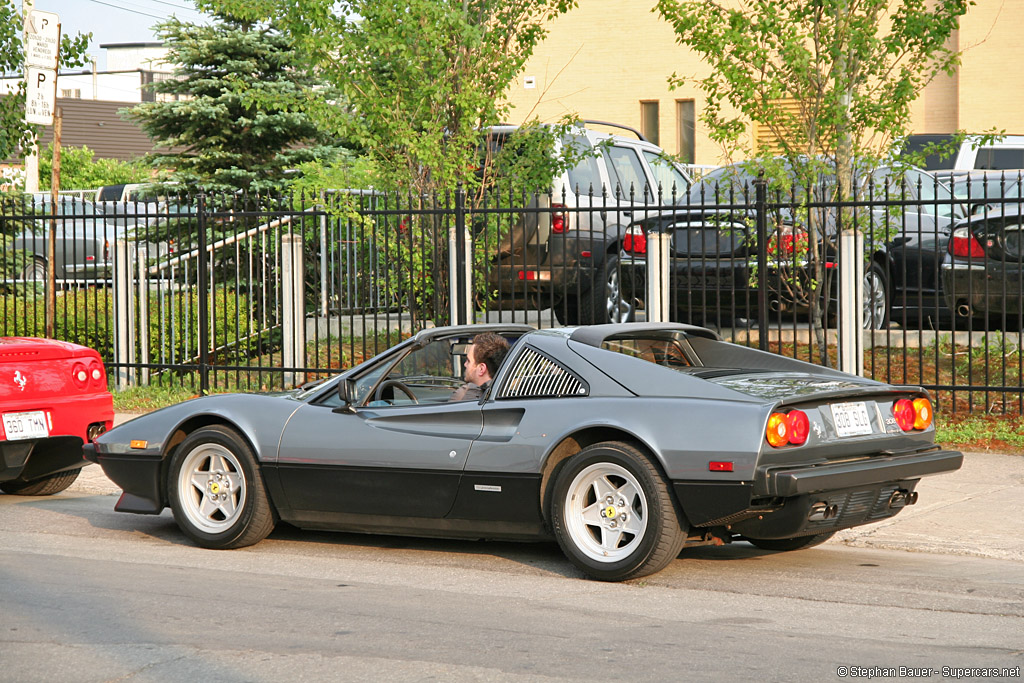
[463,344,485,385]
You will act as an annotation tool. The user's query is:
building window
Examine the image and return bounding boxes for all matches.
[640,100,660,146]
[676,99,695,164]
[60,89,81,99]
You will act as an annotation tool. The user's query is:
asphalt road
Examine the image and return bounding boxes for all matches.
[1,479,1022,683]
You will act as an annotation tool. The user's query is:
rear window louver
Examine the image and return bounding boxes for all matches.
[498,347,588,399]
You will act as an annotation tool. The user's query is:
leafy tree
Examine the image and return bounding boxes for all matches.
[38,145,150,190]
[126,12,340,197]
[0,1,90,163]
[656,0,970,365]
[200,0,577,197]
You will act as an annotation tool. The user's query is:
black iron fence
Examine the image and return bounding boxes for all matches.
[1,172,1021,416]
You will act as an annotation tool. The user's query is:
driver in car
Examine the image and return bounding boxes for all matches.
[450,332,509,401]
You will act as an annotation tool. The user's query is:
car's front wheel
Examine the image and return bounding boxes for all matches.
[551,441,687,581]
[0,469,80,496]
[168,425,276,549]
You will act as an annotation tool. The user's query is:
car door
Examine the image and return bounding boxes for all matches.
[275,400,483,519]
[274,336,483,519]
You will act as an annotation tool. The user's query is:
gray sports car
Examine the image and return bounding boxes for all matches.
[85,323,963,581]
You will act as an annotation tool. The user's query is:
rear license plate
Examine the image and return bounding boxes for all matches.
[2,411,49,441]
[830,402,873,437]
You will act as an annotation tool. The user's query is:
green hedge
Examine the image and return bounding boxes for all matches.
[0,285,264,366]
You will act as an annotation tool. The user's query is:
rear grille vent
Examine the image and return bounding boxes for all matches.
[498,347,588,399]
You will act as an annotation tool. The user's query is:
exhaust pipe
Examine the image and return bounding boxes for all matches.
[86,422,107,442]
[957,303,972,318]
[888,489,919,509]
[768,299,782,313]
[808,502,840,521]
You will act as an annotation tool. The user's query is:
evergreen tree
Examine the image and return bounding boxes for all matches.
[127,12,339,197]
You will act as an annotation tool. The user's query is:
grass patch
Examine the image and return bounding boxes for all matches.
[935,413,1024,454]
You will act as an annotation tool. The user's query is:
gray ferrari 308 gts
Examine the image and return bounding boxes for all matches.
[86,323,963,581]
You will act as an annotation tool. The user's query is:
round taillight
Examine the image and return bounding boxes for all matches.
[788,410,810,445]
[88,360,105,387]
[72,362,88,389]
[893,399,915,431]
[912,398,933,430]
[766,412,789,447]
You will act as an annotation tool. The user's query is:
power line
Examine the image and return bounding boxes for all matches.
[80,0,204,21]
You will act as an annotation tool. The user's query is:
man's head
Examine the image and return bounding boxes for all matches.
[463,332,510,386]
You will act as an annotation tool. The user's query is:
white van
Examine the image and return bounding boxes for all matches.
[901,134,1024,171]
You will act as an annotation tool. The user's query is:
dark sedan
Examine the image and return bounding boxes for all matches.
[941,178,1024,329]
[618,161,964,329]
[85,323,961,581]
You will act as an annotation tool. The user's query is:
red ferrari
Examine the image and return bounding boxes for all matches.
[0,338,114,495]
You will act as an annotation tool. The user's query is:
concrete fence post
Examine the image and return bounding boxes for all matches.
[646,230,671,323]
[112,240,136,389]
[281,233,305,389]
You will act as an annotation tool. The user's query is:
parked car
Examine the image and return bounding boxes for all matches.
[899,133,1024,172]
[617,160,965,329]
[85,322,961,581]
[0,337,113,495]
[939,170,1024,215]
[8,196,171,283]
[483,122,692,325]
[941,181,1024,330]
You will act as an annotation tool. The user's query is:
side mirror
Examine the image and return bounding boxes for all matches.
[332,378,357,414]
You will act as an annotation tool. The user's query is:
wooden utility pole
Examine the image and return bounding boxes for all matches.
[46,107,61,338]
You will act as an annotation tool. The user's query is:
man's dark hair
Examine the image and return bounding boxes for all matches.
[472,332,510,378]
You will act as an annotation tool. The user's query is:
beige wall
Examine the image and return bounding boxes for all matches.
[508,0,1024,163]
[505,1,732,165]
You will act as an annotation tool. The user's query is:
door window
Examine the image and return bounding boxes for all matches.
[605,146,651,200]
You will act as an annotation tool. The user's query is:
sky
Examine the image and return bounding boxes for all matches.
[24,0,208,70]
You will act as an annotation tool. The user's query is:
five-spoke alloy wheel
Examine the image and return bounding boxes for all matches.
[551,441,686,581]
[169,425,275,549]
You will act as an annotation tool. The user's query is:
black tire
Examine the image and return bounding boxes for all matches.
[551,441,687,581]
[863,262,890,330]
[744,531,836,552]
[574,255,636,325]
[0,469,80,496]
[168,425,276,549]
[19,257,46,282]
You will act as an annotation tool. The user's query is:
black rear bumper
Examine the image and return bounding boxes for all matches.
[761,449,964,497]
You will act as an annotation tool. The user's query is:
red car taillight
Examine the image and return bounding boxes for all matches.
[623,226,647,255]
[892,398,933,431]
[88,360,106,388]
[551,203,567,234]
[765,409,810,447]
[948,227,985,258]
[767,225,809,257]
[72,362,89,389]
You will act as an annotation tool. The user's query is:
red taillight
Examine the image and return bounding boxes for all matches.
[788,410,810,445]
[893,399,915,431]
[72,362,88,389]
[103,239,110,261]
[767,226,809,257]
[551,203,567,234]
[709,461,733,472]
[517,270,537,281]
[766,410,810,448]
[88,360,105,387]
[623,226,647,255]
[949,227,985,258]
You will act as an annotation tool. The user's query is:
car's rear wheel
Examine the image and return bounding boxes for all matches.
[19,257,46,282]
[744,531,836,552]
[863,263,890,329]
[168,425,275,549]
[0,469,80,496]
[573,255,636,325]
[551,441,687,581]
